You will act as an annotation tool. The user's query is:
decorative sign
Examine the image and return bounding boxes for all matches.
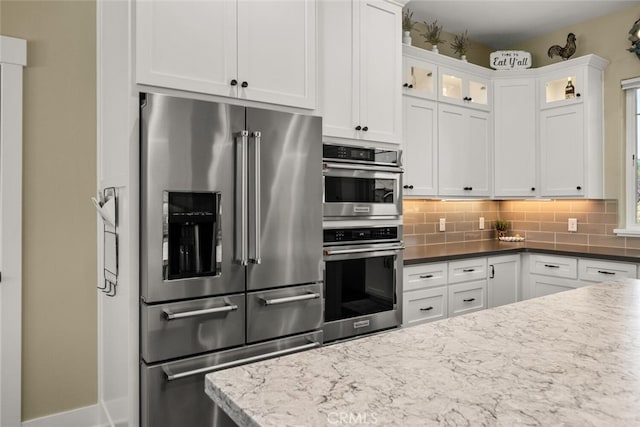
[490,50,532,70]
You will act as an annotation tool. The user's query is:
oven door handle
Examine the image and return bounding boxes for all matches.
[324,244,405,256]
[162,304,238,321]
[323,162,403,174]
[162,341,321,381]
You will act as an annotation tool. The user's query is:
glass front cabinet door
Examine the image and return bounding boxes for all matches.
[402,56,438,100]
[539,67,586,108]
[439,66,491,110]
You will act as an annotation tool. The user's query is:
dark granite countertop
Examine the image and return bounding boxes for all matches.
[404,240,640,265]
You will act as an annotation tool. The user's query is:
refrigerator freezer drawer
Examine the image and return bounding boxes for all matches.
[141,331,322,427]
[141,294,245,363]
[246,283,323,343]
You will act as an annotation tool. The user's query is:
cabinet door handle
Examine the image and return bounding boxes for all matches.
[576,186,582,190]
[362,126,369,132]
[576,93,581,97]
[408,185,413,189]
[462,268,475,272]
[531,187,536,191]
[241,81,248,88]
[408,85,413,89]
[419,274,433,279]
[489,265,495,279]
[468,97,473,102]
[463,298,475,302]
[230,79,238,86]
[420,306,434,311]
[403,83,409,87]
[355,125,362,131]
[544,264,560,268]
[597,270,616,275]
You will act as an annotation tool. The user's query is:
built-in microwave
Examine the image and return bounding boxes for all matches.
[322,144,403,218]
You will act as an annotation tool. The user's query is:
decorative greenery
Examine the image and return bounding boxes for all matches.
[402,8,416,32]
[495,219,510,232]
[421,20,444,46]
[450,30,470,57]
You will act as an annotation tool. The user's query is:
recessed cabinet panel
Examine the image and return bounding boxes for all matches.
[494,78,537,197]
[578,259,637,282]
[402,97,437,196]
[448,280,487,317]
[540,104,585,197]
[237,0,316,108]
[403,263,447,291]
[136,1,237,97]
[403,286,447,325]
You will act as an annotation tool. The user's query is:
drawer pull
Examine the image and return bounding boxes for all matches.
[419,274,434,279]
[463,298,475,303]
[597,270,616,275]
[420,306,434,311]
[163,304,238,320]
[544,264,560,269]
[462,268,475,272]
[261,292,320,306]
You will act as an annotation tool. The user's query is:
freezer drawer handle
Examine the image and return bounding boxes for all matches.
[162,304,238,321]
[260,292,320,306]
[163,341,320,381]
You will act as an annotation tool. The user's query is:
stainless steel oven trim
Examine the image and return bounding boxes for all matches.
[322,142,403,168]
[323,224,403,247]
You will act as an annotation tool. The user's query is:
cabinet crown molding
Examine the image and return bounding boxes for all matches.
[0,36,26,66]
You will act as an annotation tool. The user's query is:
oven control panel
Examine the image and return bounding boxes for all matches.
[323,227,398,244]
[323,143,400,166]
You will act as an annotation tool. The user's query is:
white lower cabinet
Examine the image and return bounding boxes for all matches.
[448,280,487,317]
[525,254,639,299]
[487,255,520,308]
[403,286,447,326]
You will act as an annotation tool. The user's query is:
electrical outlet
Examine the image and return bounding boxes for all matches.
[568,218,578,232]
[439,218,446,232]
[479,217,485,230]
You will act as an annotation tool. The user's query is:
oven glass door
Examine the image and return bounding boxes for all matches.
[324,251,397,322]
[323,166,402,217]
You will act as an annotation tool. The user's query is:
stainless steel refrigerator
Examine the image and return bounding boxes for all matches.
[139,93,323,427]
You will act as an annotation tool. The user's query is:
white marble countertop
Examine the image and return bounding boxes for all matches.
[205,279,640,426]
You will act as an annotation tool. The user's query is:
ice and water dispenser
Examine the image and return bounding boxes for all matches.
[163,191,221,280]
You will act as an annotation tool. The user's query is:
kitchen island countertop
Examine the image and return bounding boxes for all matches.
[205,279,640,426]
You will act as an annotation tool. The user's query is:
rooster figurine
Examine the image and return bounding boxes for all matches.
[547,33,577,60]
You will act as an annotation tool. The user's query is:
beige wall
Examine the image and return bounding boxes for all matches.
[408,22,493,68]
[508,3,640,219]
[1,0,97,421]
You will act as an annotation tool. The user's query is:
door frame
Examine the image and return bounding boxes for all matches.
[0,35,26,427]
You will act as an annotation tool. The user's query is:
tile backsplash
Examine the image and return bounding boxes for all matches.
[403,199,638,249]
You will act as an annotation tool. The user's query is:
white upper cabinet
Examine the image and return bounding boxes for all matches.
[439,66,491,111]
[493,78,537,198]
[318,0,402,144]
[438,104,491,197]
[403,96,438,197]
[136,0,316,109]
[537,55,607,198]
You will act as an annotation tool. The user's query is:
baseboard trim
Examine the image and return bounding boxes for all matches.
[22,404,100,427]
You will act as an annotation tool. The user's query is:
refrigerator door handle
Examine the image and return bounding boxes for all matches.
[250,131,262,265]
[236,131,249,266]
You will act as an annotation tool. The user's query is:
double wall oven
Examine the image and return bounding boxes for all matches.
[322,143,404,342]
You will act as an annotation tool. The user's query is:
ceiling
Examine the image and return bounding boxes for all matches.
[406,1,635,49]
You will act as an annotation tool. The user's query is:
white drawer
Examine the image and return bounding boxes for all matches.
[448,258,487,284]
[530,254,577,279]
[403,286,447,326]
[578,258,637,282]
[448,280,487,317]
[531,275,580,298]
[404,263,448,291]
